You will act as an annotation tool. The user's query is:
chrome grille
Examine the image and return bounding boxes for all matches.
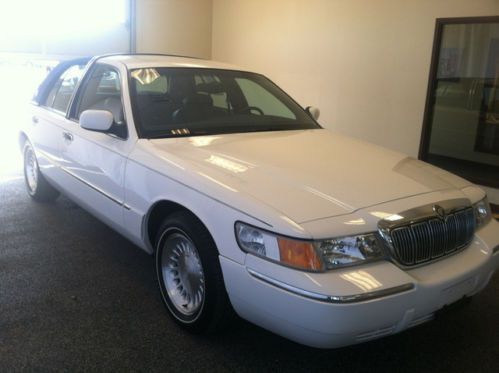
[378,200,475,267]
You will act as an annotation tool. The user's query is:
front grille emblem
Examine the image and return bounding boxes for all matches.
[433,204,447,222]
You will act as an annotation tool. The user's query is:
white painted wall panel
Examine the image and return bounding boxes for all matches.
[211,0,499,202]
[136,0,212,58]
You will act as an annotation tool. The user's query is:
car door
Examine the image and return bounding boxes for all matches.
[57,63,132,232]
[30,63,85,184]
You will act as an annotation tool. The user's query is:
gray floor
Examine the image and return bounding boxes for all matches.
[1,174,498,373]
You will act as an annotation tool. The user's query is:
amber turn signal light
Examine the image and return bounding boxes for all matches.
[277,237,323,271]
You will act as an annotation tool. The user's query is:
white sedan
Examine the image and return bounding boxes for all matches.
[20,54,499,348]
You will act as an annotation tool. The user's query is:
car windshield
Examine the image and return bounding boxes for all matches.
[129,67,320,138]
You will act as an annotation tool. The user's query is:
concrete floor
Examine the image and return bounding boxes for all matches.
[0,174,498,372]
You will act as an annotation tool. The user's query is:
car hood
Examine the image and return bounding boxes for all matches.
[148,129,471,223]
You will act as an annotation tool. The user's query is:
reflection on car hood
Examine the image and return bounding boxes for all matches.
[148,129,471,223]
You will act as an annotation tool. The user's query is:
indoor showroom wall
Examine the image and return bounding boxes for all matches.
[211,0,499,201]
[136,0,212,58]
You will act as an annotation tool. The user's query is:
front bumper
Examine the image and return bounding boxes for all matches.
[220,219,499,348]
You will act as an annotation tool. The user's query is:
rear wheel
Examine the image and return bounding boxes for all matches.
[23,142,59,202]
[155,211,233,333]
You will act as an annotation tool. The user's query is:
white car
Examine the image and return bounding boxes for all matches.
[20,54,499,348]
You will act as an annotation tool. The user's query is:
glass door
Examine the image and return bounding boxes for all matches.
[420,17,499,188]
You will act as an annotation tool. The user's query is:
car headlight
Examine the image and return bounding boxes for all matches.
[235,222,384,271]
[473,197,492,229]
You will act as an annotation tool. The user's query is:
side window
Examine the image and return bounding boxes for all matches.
[235,78,296,119]
[45,64,85,113]
[77,65,125,128]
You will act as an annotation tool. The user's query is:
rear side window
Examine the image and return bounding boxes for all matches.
[45,64,85,113]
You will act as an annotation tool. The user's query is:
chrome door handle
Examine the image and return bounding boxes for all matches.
[32,116,38,124]
[62,132,74,142]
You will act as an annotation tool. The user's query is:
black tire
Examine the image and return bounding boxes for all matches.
[23,142,59,202]
[155,211,234,333]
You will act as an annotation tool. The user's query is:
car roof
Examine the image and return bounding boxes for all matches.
[98,54,251,72]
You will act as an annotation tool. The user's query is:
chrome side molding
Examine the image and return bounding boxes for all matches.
[61,165,131,210]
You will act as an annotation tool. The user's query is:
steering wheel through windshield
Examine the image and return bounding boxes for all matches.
[237,106,264,115]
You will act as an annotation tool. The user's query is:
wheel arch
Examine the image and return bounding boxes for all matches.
[19,131,28,151]
[145,199,214,252]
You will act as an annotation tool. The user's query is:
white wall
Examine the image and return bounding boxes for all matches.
[212,0,499,203]
[212,0,499,157]
[136,0,212,58]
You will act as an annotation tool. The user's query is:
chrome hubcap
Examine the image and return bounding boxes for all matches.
[161,232,205,317]
[25,147,38,192]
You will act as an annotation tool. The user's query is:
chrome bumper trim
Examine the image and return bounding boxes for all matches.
[247,268,415,304]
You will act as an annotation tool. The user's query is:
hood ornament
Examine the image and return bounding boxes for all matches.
[433,204,447,222]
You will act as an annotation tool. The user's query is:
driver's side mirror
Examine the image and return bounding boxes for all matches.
[80,110,114,132]
[305,106,320,121]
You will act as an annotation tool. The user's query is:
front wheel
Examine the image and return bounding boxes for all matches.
[23,142,59,202]
[155,211,233,333]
